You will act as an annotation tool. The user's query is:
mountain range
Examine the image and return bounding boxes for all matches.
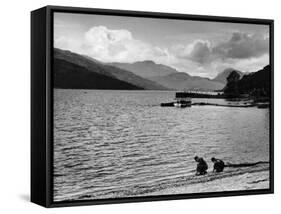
[213,68,244,84]
[53,48,248,91]
[229,65,270,97]
[54,48,166,90]
[111,60,227,91]
[54,58,142,90]
[149,72,225,91]
[110,60,178,78]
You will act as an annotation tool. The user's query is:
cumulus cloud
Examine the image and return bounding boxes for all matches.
[172,32,269,65]
[170,40,215,65]
[188,41,213,64]
[55,26,169,64]
[54,26,269,78]
[213,32,269,59]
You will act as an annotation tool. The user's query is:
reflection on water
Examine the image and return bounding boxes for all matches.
[53,89,269,201]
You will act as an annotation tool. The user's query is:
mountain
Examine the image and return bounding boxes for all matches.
[213,68,243,84]
[54,48,167,90]
[223,70,242,95]
[223,65,270,97]
[54,58,142,90]
[110,60,178,78]
[150,72,224,91]
[238,65,270,96]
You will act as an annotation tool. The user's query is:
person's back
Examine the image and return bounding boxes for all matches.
[211,157,225,172]
[194,156,208,175]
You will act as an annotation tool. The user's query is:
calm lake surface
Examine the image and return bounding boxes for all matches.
[53,89,269,201]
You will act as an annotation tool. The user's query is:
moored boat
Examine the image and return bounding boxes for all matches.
[174,100,191,108]
[174,92,192,108]
[160,92,192,108]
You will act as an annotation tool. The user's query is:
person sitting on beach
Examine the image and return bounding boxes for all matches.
[211,157,225,173]
[194,156,208,175]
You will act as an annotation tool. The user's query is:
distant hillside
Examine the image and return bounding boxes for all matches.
[224,65,270,97]
[54,48,167,90]
[54,58,142,90]
[110,60,178,78]
[238,65,270,96]
[150,72,224,91]
[213,68,243,84]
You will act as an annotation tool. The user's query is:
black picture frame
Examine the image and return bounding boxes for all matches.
[31,5,274,208]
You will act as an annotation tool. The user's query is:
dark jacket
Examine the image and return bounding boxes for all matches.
[196,158,208,175]
[213,159,225,172]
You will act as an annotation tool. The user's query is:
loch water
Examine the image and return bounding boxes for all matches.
[53,89,269,201]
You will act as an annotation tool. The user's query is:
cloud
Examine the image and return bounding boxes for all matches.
[54,27,269,78]
[213,32,269,59]
[170,40,215,65]
[55,26,169,64]
[54,36,80,51]
[188,41,213,64]
[172,32,269,65]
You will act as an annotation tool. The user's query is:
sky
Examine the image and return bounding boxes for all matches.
[54,12,270,78]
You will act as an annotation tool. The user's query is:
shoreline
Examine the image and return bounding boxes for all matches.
[146,168,269,197]
[57,163,269,202]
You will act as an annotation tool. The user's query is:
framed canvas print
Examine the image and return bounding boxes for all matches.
[31,5,274,207]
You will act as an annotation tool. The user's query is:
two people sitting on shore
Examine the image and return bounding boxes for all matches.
[194,156,225,175]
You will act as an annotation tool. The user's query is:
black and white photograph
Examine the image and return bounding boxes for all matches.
[53,11,272,202]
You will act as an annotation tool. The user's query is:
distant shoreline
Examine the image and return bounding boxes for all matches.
[54,88,177,93]
[54,88,269,101]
